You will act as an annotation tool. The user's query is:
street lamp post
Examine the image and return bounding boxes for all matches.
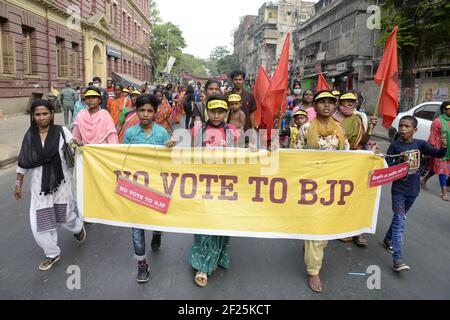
[166,28,170,73]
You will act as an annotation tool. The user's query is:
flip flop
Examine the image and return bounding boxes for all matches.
[308,275,323,293]
[194,271,208,287]
[440,194,449,202]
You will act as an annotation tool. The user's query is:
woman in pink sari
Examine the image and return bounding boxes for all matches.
[72,87,118,145]
[118,106,140,143]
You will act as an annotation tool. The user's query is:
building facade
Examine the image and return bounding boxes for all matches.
[292,0,381,95]
[0,0,153,115]
[233,0,314,80]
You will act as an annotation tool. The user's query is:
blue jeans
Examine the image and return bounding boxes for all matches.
[131,229,162,261]
[385,194,417,263]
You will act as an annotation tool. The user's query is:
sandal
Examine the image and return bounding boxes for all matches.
[194,271,208,287]
[440,194,449,202]
[308,275,323,293]
[354,235,369,247]
[339,237,353,243]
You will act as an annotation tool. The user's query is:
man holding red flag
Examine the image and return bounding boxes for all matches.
[374,26,399,129]
[228,70,257,132]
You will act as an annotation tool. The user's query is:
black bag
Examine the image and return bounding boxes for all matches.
[60,128,75,168]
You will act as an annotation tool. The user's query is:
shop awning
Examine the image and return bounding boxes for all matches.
[301,71,329,79]
[112,72,145,89]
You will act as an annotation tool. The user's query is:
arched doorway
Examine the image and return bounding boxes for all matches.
[92,45,102,78]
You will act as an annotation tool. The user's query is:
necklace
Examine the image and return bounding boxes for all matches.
[39,131,49,134]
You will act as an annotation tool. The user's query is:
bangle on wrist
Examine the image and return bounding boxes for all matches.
[16,180,23,187]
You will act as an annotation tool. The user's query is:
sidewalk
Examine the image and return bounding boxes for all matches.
[0,112,64,168]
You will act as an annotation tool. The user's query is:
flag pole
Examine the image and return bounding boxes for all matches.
[367,80,385,135]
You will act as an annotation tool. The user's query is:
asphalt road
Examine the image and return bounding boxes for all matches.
[1,137,449,300]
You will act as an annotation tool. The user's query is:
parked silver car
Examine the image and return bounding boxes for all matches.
[388,101,443,141]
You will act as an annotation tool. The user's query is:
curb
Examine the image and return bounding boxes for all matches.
[0,155,18,169]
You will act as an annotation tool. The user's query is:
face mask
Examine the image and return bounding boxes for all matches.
[93,83,100,88]
[293,89,302,96]
[339,105,355,117]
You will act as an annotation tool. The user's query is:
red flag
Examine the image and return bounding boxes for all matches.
[262,33,290,130]
[375,26,399,128]
[253,66,270,128]
[316,72,330,92]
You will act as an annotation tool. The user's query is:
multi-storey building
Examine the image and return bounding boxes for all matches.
[233,0,314,80]
[0,0,153,115]
[292,0,380,94]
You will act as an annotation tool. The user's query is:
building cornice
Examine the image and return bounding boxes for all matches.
[124,0,152,27]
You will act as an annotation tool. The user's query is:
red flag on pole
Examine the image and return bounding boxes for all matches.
[316,72,330,92]
[262,32,290,130]
[374,26,399,129]
[253,66,270,128]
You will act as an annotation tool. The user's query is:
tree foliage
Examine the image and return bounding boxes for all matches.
[379,0,450,108]
[150,22,187,75]
[380,0,450,62]
[179,54,208,77]
[208,46,240,76]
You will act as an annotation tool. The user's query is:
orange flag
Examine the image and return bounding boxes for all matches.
[316,72,330,92]
[254,66,270,128]
[262,33,290,130]
[375,26,399,128]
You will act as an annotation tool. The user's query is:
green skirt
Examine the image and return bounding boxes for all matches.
[189,235,231,276]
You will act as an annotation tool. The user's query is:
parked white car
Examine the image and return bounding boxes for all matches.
[388,101,443,141]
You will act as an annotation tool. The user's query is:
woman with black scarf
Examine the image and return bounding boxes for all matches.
[14,99,86,271]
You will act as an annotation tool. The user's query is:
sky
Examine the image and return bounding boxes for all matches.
[155,0,268,59]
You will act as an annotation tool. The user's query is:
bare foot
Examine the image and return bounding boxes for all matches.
[308,275,323,293]
[420,178,428,191]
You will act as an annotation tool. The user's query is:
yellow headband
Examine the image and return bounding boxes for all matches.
[445,104,450,109]
[131,90,141,96]
[315,91,337,102]
[84,90,101,97]
[228,94,241,103]
[122,88,130,93]
[340,93,357,101]
[207,100,228,110]
[332,90,341,96]
[293,110,308,117]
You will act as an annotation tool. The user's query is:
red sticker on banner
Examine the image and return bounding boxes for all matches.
[368,163,409,188]
[115,177,171,214]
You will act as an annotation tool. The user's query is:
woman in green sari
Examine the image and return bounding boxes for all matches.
[188,95,239,287]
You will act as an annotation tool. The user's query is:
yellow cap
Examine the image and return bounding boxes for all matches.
[84,90,102,97]
[131,90,141,96]
[228,94,241,103]
[315,91,337,102]
[207,100,228,110]
[293,109,308,117]
[340,92,357,101]
[332,90,341,96]
[445,104,450,109]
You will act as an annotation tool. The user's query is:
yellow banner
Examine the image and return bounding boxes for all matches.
[76,146,386,240]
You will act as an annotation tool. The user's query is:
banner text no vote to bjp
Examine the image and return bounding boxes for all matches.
[76,146,386,241]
